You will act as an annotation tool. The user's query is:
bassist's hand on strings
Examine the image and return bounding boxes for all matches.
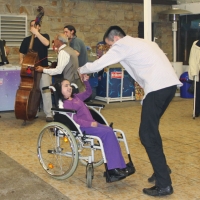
[35,66,43,72]
[35,65,50,72]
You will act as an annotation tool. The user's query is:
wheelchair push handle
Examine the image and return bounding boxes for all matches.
[42,86,50,90]
[42,85,56,91]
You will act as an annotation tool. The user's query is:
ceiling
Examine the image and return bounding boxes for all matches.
[98,0,177,5]
[98,0,200,4]
[177,0,200,3]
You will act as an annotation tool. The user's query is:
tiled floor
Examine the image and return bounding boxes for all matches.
[0,97,200,200]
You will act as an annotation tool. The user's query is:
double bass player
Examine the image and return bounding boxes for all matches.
[19,20,53,122]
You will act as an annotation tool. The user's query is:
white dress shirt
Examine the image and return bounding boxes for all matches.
[188,40,200,81]
[43,44,70,75]
[79,36,182,99]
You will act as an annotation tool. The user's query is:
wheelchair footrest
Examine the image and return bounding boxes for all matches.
[103,162,136,180]
[125,161,136,176]
[105,172,126,183]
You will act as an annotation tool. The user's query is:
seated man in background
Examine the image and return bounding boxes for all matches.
[36,33,84,92]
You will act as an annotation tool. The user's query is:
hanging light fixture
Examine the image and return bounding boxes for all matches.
[158,8,192,62]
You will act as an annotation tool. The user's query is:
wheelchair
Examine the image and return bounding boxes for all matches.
[37,84,135,188]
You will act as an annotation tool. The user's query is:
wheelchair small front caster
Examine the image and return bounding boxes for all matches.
[86,163,94,188]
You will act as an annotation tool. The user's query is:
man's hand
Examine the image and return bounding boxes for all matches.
[83,74,89,81]
[30,26,39,35]
[19,58,23,65]
[91,121,98,127]
[77,68,84,82]
[74,50,80,56]
[35,66,43,72]
[19,53,24,65]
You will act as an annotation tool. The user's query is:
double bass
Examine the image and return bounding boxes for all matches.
[15,6,44,124]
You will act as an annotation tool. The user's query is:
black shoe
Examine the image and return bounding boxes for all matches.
[148,165,171,183]
[122,163,136,176]
[104,162,136,178]
[143,185,173,196]
[108,168,127,177]
[148,173,156,183]
[46,117,54,122]
[105,168,126,183]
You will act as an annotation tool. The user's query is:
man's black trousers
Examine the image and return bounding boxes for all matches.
[195,81,200,115]
[139,85,177,188]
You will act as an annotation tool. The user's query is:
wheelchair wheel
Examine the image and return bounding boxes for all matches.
[37,122,79,180]
[77,139,104,168]
[86,164,93,188]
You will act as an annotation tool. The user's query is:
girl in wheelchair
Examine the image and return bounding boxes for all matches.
[55,74,134,182]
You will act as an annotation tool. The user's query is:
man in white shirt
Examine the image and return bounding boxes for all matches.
[78,26,182,197]
[36,33,84,92]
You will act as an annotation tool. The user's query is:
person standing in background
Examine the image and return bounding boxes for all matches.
[188,40,200,117]
[63,25,88,67]
[19,20,53,122]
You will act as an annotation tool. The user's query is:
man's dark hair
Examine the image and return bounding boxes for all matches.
[30,20,41,27]
[103,26,126,42]
[64,25,77,36]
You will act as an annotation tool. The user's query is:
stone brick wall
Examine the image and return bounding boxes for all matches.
[0,0,173,64]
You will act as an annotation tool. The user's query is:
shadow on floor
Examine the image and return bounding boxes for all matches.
[0,151,70,200]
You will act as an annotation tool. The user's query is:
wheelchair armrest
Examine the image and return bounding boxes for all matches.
[85,102,105,108]
[51,108,77,114]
